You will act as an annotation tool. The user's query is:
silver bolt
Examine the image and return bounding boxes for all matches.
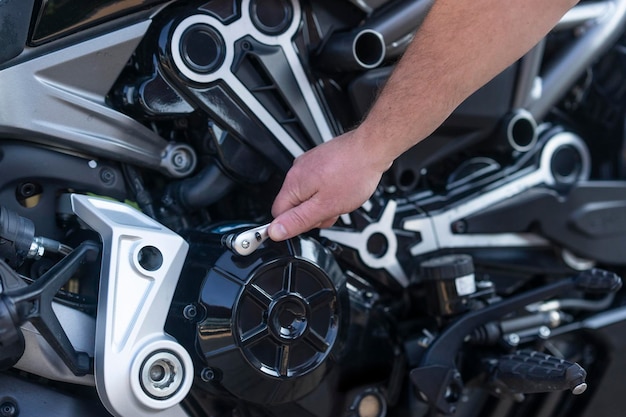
[140,351,184,400]
[241,240,250,249]
[538,326,551,339]
[171,150,191,170]
[505,333,520,346]
[200,367,215,382]
[183,304,198,320]
[572,382,588,395]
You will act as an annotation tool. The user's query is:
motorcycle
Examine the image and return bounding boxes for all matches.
[0,0,625,416]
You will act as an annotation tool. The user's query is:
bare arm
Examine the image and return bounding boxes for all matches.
[269,0,580,241]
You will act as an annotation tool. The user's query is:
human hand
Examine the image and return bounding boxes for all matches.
[268,129,392,241]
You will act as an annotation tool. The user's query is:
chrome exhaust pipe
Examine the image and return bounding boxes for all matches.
[315,0,434,71]
[362,0,434,58]
[527,0,626,120]
[315,29,386,72]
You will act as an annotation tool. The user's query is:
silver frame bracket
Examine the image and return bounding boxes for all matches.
[70,194,192,417]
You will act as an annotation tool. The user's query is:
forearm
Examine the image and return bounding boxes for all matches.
[356,0,580,168]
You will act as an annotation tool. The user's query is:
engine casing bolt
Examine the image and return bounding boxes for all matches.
[100,168,116,185]
[451,220,467,234]
[200,367,215,382]
[0,400,18,417]
[183,304,198,320]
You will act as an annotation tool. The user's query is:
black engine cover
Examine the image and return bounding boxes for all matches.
[192,231,348,404]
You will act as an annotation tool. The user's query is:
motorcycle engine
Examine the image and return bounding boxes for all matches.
[168,228,351,405]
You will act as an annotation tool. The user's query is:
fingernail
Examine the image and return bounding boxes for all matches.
[269,223,288,241]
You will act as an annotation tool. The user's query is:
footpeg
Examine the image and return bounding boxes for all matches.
[485,350,587,396]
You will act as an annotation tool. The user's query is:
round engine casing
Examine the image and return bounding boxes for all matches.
[195,232,348,404]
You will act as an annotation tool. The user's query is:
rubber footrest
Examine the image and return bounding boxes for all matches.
[486,350,587,395]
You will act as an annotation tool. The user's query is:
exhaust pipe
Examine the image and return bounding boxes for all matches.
[315,29,386,72]
[315,0,434,71]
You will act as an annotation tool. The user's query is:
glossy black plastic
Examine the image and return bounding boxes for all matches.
[196,234,347,404]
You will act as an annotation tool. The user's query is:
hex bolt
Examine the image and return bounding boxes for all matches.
[241,240,251,249]
[538,326,551,339]
[200,367,215,382]
[100,168,116,185]
[0,400,18,417]
[18,182,37,198]
[183,304,198,320]
[451,220,467,234]
[171,149,193,172]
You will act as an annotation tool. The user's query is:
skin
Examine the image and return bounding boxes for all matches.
[269,0,580,241]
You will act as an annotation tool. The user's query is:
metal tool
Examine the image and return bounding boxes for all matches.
[223,223,271,256]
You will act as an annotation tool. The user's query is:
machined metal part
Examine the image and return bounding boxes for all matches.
[140,351,186,399]
[412,268,621,414]
[347,0,392,14]
[169,0,333,158]
[321,200,409,287]
[526,0,626,121]
[361,0,434,58]
[14,302,95,386]
[504,109,538,153]
[317,0,433,70]
[315,29,386,72]
[321,131,590,287]
[223,223,270,256]
[69,194,193,417]
[0,21,196,178]
[403,131,590,255]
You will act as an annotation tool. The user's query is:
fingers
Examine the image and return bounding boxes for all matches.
[319,216,339,229]
[268,200,320,241]
[268,199,338,241]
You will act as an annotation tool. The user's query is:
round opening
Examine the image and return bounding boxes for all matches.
[507,112,537,152]
[366,232,388,259]
[551,145,582,184]
[180,24,225,74]
[354,30,385,69]
[250,0,293,35]
[16,182,43,208]
[0,401,17,417]
[397,169,417,190]
[138,246,164,271]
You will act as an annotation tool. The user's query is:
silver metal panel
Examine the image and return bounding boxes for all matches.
[70,194,192,417]
[0,21,188,177]
[321,132,590,287]
[529,0,626,120]
[170,0,334,158]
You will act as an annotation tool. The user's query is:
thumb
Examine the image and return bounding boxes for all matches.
[268,200,324,241]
